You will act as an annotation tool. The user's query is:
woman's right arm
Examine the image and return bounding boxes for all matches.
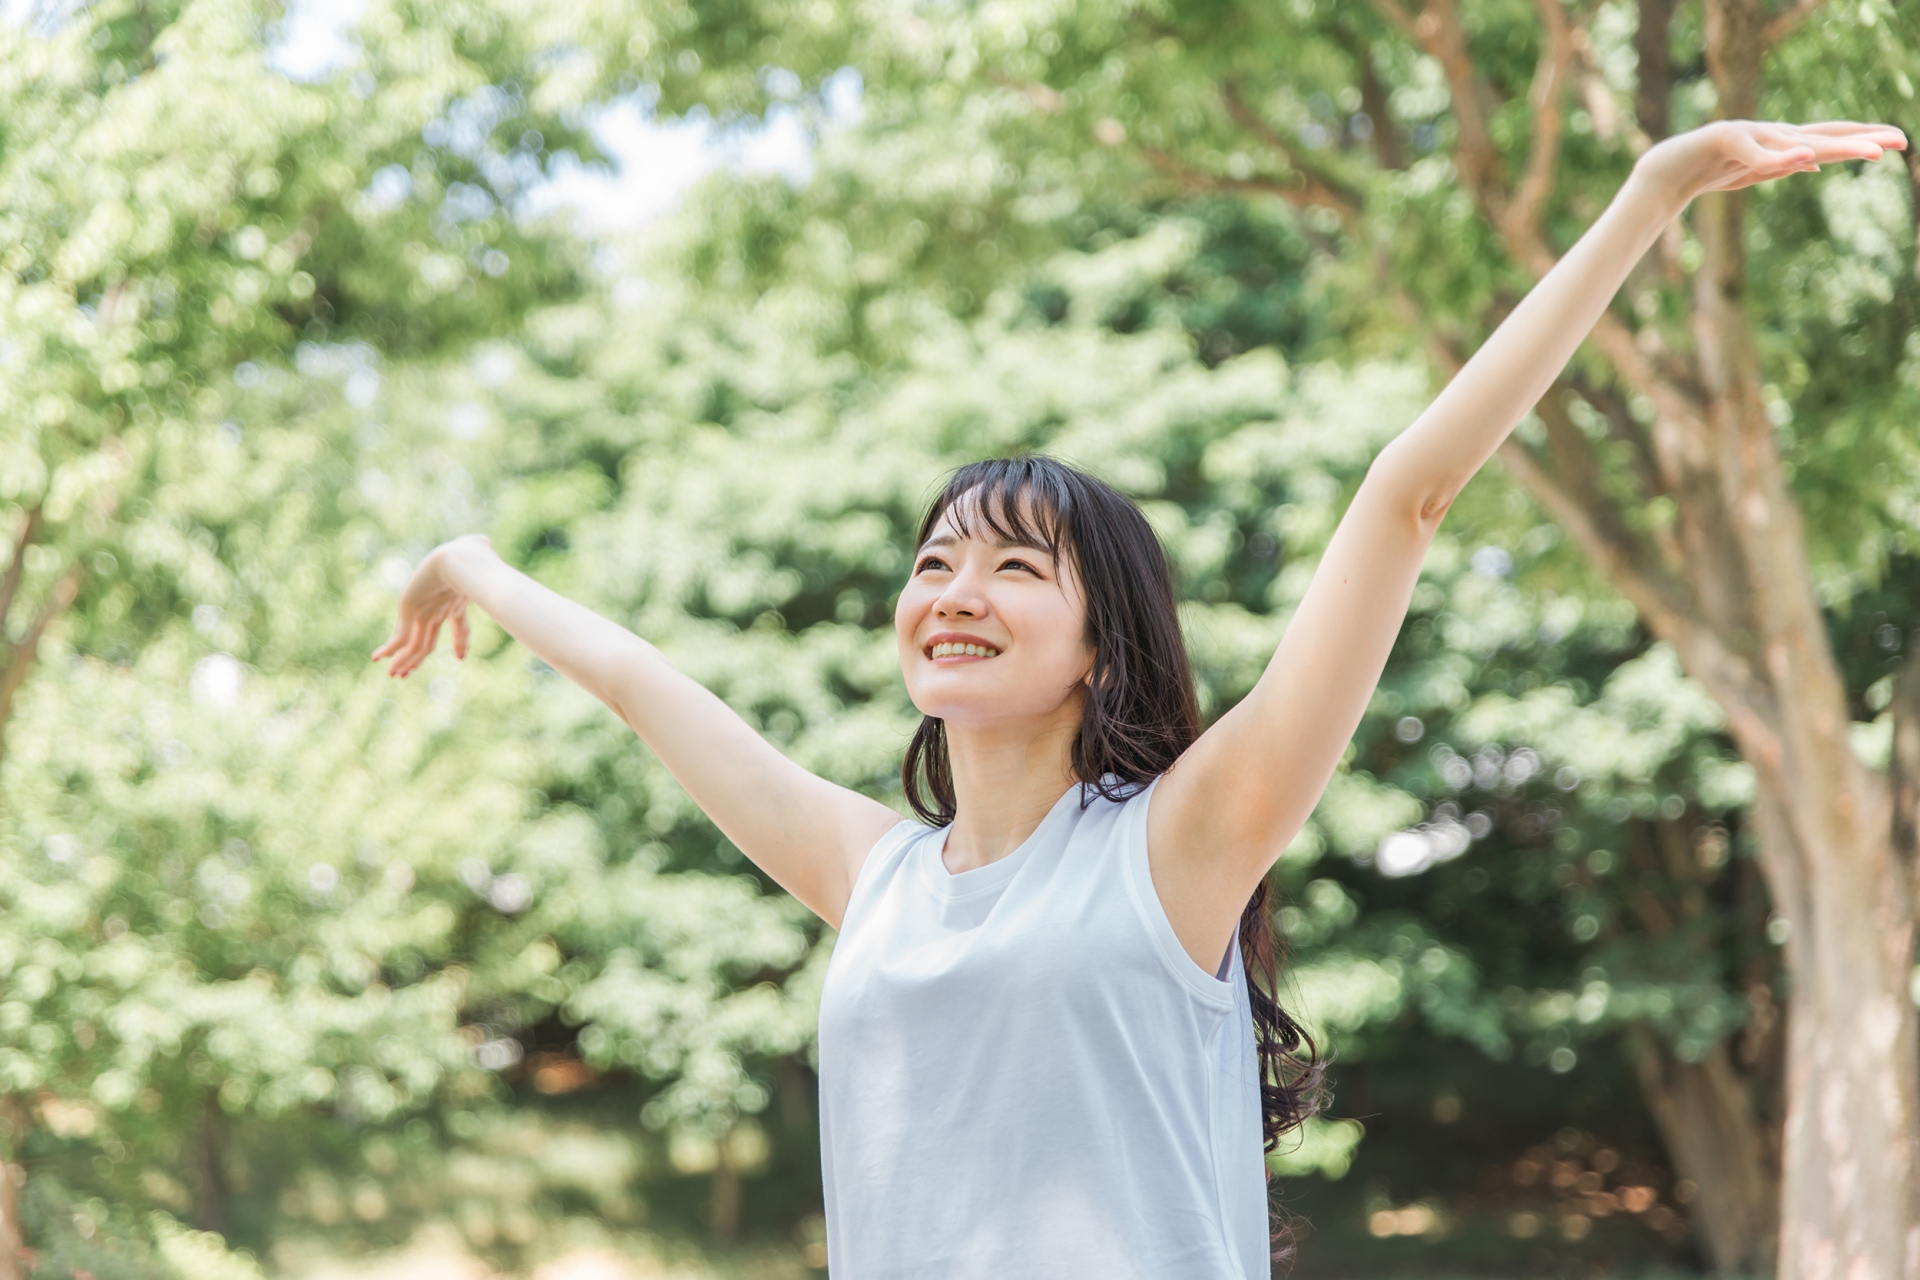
[371,534,902,929]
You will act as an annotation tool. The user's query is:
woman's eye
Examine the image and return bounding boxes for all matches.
[1000,559,1038,575]
[916,556,948,574]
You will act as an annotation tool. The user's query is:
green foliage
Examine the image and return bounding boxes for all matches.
[10,0,1920,1272]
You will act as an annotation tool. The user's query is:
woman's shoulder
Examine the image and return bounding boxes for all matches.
[839,816,935,919]
[1048,773,1163,854]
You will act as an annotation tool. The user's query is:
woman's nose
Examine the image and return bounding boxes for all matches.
[934,571,986,618]
[935,593,979,618]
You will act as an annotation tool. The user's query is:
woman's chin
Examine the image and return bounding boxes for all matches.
[907,692,1075,731]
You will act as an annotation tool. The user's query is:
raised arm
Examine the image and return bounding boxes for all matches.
[372,535,901,928]
[1147,120,1905,970]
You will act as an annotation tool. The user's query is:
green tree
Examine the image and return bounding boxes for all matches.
[0,0,614,1269]
[14,0,1918,1272]
[784,0,1920,1268]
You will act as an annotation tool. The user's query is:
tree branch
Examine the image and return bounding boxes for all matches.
[1366,0,1420,41]
[1562,378,1701,587]
[0,505,42,633]
[1506,0,1577,239]
[1703,0,1768,120]
[1635,0,1676,142]
[1380,0,1510,212]
[1891,640,1920,877]
[0,566,82,773]
[1569,377,1669,502]
[1493,433,1781,763]
[1761,0,1826,46]
[1339,26,1410,171]
[1136,146,1354,240]
[1579,307,1715,422]
[1900,124,1920,284]
[1218,81,1365,218]
[1533,386,1690,588]
[1399,290,1776,756]
[1568,22,1641,152]
[1386,0,1719,515]
[1376,0,1706,439]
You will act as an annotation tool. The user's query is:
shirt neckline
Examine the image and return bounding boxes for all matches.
[919,782,1085,900]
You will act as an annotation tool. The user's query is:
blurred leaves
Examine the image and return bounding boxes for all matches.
[9,0,1920,1272]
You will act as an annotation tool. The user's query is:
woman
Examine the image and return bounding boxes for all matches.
[374,118,1902,1277]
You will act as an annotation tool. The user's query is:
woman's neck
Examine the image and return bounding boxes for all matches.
[939,700,1083,873]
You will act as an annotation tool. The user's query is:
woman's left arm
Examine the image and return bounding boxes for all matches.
[1148,120,1904,970]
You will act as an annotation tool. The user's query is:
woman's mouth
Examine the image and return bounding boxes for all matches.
[928,642,1000,659]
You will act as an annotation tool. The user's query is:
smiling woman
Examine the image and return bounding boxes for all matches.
[371,116,1906,1279]
[824,455,1321,1274]
[895,459,1200,840]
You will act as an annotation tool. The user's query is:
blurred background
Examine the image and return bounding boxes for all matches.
[6,0,1920,1276]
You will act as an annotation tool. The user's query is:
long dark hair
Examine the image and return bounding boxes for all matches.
[901,455,1327,1260]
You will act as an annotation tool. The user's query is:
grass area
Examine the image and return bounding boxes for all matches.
[277,1230,822,1280]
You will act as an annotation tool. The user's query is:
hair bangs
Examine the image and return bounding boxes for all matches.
[917,459,1072,571]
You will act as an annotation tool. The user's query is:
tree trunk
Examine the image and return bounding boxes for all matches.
[709,1153,741,1247]
[1618,814,1783,1275]
[1533,9,1920,1267]
[1264,0,1920,1269]
[1686,12,1920,1250]
[192,1100,226,1233]
[1752,789,1920,1279]
[1630,1030,1779,1274]
[0,1096,27,1280]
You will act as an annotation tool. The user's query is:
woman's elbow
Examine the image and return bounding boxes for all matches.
[1363,452,1456,534]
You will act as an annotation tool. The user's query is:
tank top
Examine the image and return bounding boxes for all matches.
[815,776,1270,1279]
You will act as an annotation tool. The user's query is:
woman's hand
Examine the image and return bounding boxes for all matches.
[364,527,902,929]
[370,534,496,678]
[1635,119,1906,207]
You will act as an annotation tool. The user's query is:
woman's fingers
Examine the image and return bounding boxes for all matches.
[407,611,454,678]
[1761,122,1903,167]
[1732,130,1800,181]
[452,608,470,660]
[1796,134,1890,163]
[1791,120,1907,146]
[375,620,415,672]
[393,616,431,678]
[408,623,440,677]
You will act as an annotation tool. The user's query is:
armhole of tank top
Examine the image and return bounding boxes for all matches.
[837,818,924,937]
[1121,778,1237,1010]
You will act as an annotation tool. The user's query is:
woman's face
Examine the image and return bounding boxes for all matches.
[895,499,1095,729]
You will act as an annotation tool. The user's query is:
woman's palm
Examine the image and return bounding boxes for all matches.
[1645,119,1905,200]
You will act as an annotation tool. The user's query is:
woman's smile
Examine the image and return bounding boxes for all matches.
[925,631,1003,662]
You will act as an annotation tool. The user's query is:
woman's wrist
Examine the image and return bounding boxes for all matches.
[1617,159,1690,232]
[432,534,499,593]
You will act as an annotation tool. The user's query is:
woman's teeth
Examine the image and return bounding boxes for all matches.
[931,642,999,658]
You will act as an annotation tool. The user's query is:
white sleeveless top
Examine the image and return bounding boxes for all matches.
[816,776,1269,1279]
